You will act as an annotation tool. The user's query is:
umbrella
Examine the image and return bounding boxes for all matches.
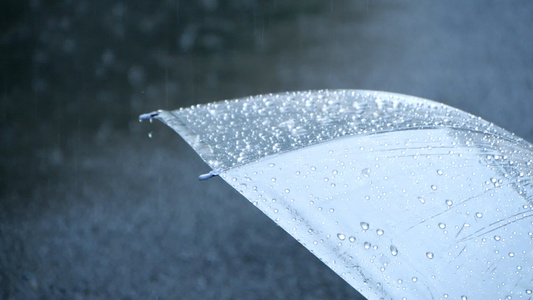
[140,90,533,299]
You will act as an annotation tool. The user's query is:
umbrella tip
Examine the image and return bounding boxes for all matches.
[139,111,159,122]
[199,169,221,181]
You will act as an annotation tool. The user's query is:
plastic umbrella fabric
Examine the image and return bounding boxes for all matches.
[140,90,533,299]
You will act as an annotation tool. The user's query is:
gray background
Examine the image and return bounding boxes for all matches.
[1,1,532,299]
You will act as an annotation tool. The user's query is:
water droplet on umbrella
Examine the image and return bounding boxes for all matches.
[426,252,434,259]
[360,222,370,231]
[364,242,371,249]
[337,233,346,240]
[390,245,398,256]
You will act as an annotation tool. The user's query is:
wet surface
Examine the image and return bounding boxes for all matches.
[2,1,533,299]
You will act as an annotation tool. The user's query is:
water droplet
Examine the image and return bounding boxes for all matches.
[461,296,468,300]
[362,168,371,176]
[390,245,398,256]
[329,208,335,213]
[271,178,276,182]
[418,197,426,204]
[426,252,434,259]
[412,277,418,282]
[526,289,532,294]
[364,242,371,249]
[268,163,275,167]
[437,169,444,175]
[475,212,483,218]
[148,132,153,138]
[232,178,237,182]
[360,222,370,231]
[324,177,329,182]
[332,170,338,175]
[509,252,515,257]
[445,199,453,206]
[431,185,437,190]
[337,233,346,240]
[494,236,501,241]
[438,223,446,229]
[376,229,384,236]
[284,189,290,194]
[349,236,356,243]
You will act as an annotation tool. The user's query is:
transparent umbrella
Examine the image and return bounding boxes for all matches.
[140,90,533,299]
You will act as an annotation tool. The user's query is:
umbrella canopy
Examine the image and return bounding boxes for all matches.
[141,90,533,299]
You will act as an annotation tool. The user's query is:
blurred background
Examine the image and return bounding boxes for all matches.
[1,0,532,299]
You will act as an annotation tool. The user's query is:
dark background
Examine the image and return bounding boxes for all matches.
[1,1,532,299]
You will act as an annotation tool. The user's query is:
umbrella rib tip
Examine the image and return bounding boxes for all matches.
[139,111,160,122]
[199,169,221,181]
